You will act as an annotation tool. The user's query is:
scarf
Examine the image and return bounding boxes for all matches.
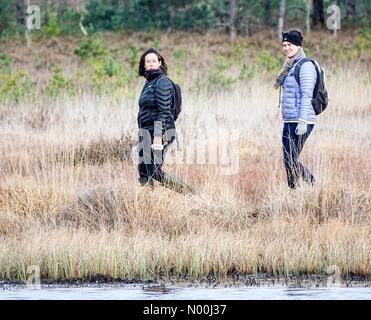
[274,47,304,89]
[144,68,164,80]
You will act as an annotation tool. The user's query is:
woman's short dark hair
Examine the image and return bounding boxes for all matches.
[138,48,168,77]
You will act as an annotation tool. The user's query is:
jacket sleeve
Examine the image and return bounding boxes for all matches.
[299,61,317,123]
[154,77,173,135]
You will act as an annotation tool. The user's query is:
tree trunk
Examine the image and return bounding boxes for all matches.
[15,0,25,26]
[263,0,271,26]
[58,0,65,22]
[306,0,313,33]
[228,0,238,43]
[312,0,325,28]
[278,0,286,39]
[346,0,356,20]
[25,0,31,47]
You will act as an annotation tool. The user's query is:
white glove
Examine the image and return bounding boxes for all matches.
[151,143,164,151]
[295,121,308,136]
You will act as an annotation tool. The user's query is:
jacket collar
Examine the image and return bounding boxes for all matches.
[144,68,164,81]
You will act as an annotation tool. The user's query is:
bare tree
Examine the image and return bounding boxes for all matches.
[312,0,325,28]
[306,0,313,33]
[58,0,65,22]
[228,0,238,43]
[278,0,286,39]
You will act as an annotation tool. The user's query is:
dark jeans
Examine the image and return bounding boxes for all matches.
[282,122,315,189]
[137,128,175,186]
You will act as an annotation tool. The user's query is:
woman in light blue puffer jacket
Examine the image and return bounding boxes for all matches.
[274,29,317,189]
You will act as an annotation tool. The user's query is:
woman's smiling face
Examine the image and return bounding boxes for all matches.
[144,52,162,71]
[282,41,300,58]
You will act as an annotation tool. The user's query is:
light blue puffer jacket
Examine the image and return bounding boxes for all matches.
[281,52,317,123]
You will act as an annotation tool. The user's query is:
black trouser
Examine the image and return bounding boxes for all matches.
[137,127,174,185]
[282,122,315,189]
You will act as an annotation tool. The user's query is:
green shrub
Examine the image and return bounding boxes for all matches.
[0,69,34,104]
[239,63,258,81]
[88,56,131,95]
[257,50,283,73]
[215,54,229,71]
[74,34,108,59]
[173,48,186,62]
[207,71,236,90]
[128,46,139,70]
[0,0,14,36]
[59,9,82,36]
[46,66,76,97]
[0,53,12,73]
[42,15,61,38]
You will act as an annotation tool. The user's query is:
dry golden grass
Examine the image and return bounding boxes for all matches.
[0,32,370,282]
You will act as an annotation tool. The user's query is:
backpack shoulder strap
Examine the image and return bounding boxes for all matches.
[293,58,310,86]
[154,76,174,92]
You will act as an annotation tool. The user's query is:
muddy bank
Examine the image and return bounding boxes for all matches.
[1,273,370,289]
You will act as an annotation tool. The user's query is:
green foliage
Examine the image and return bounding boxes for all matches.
[59,9,83,36]
[0,69,34,104]
[74,34,109,59]
[207,54,236,90]
[172,1,218,31]
[0,0,14,35]
[83,0,219,32]
[0,53,12,73]
[172,48,187,78]
[88,56,132,95]
[239,63,258,81]
[46,66,76,97]
[1,0,370,38]
[215,54,230,71]
[84,0,119,31]
[42,15,61,38]
[230,43,243,61]
[173,48,186,61]
[128,46,139,70]
[257,50,283,73]
[328,43,346,63]
[359,24,371,41]
[353,26,371,60]
[207,71,236,89]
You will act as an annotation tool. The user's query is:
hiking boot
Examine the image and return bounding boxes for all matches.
[138,177,154,190]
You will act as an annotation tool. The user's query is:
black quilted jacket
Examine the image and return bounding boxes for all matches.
[137,68,175,135]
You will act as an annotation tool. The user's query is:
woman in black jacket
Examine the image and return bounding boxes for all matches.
[137,48,195,194]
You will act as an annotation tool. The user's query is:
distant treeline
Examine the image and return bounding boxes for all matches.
[0,0,370,38]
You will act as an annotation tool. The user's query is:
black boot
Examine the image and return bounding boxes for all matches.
[138,177,154,190]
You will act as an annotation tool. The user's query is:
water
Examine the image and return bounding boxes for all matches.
[1,284,370,300]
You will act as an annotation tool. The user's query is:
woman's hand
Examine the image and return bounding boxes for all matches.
[295,121,308,136]
[152,135,163,150]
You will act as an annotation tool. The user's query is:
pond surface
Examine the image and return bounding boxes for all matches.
[1,283,370,300]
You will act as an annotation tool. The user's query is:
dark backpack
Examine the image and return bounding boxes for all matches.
[169,79,182,121]
[156,76,182,121]
[294,58,329,115]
